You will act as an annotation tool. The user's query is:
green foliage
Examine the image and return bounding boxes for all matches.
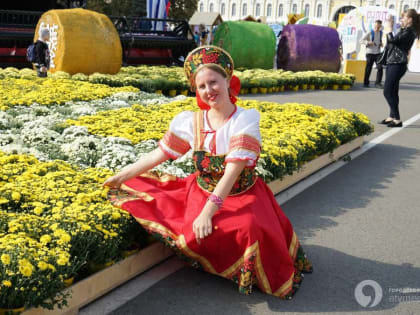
[87,0,146,17]
[169,0,198,20]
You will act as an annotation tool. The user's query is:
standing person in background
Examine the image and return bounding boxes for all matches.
[194,31,200,46]
[199,24,208,46]
[361,20,384,88]
[34,29,50,78]
[380,9,419,128]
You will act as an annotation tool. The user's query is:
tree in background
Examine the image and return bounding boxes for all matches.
[86,0,197,20]
[169,0,198,20]
[87,0,146,16]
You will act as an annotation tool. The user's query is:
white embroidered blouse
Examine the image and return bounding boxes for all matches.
[159,106,261,167]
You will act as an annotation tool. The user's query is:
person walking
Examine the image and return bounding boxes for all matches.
[380,9,419,128]
[34,28,50,78]
[361,20,384,88]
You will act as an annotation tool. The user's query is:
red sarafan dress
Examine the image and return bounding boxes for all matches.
[108,106,312,299]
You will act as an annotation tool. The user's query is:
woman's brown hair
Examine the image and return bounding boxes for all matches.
[406,9,420,38]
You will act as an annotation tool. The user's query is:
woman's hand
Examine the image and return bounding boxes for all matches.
[192,160,247,244]
[103,147,170,189]
[193,206,215,243]
[103,174,125,189]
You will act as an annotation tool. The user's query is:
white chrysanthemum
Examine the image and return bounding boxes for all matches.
[21,123,60,145]
[0,132,19,146]
[103,136,133,146]
[61,126,90,140]
[134,139,158,155]
[111,91,138,101]
[13,113,38,124]
[69,105,96,116]
[61,136,104,168]
[96,142,137,170]
[0,118,9,130]
[109,100,128,108]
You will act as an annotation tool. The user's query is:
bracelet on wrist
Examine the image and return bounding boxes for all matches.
[207,193,223,209]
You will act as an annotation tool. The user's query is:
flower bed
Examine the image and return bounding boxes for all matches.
[0,90,187,169]
[0,78,373,310]
[66,98,372,181]
[0,67,356,96]
[0,77,137,111]
[0,152,150,310]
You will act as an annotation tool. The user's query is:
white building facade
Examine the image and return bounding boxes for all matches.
[198,0,420,25]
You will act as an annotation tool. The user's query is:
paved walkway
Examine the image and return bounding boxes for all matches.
[81,72,420,315]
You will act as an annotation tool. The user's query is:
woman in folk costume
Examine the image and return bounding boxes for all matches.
[104,46,312,299]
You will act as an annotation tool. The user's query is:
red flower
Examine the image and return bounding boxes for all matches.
[201,158,210,169]
[203,52,219,64]
[204,177,210,183]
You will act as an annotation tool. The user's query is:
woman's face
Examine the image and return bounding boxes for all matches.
[195,67,230,109]
[401,13,412,27]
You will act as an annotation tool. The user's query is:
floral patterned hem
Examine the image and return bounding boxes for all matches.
[145,224,312,299]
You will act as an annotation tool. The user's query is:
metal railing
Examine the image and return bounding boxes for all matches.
[109,16,195,40]
[0,10,42,28]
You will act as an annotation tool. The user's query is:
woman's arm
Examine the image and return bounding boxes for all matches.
[193,160,247,241]
[387,29,412,45]
[103,147,170,188]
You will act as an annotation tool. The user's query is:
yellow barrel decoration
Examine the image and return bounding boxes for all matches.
[34,8,122,75]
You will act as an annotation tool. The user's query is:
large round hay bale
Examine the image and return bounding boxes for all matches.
[213,21,276,69]
[35,8,122,75]
[277,24,341,72]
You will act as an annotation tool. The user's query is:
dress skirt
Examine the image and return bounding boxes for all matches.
[108,172,312,298]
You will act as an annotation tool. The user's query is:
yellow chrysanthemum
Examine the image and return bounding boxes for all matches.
[11,192,21,201]
[57,254,70,266]
[40,235,52,244]
[111,212,121,220]
[1,254,11,265]
[37,261,48,271]
[18,259,34,277]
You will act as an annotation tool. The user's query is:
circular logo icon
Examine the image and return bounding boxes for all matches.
[355,280,383,307]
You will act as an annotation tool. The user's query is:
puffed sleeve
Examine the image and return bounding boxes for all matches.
[159,111,194,160]
[225,109,261,167]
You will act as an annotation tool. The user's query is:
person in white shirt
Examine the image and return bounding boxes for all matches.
[361,20,384,88]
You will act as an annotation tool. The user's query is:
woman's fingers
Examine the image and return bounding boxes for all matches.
[193,219,213,243]
[103,176,122,188]
[207,219,212,235]
[103,177,116,187]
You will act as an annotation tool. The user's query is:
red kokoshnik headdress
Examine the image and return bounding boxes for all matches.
[184,45,241,110]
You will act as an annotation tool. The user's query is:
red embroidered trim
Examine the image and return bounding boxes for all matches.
[162,131,191,156]
[158,141,179,160]
[229,135,261,155]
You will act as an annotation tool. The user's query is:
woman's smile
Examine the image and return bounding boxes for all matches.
[208,93,218,102]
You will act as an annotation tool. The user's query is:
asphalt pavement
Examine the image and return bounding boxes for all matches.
[81,71,420,315]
